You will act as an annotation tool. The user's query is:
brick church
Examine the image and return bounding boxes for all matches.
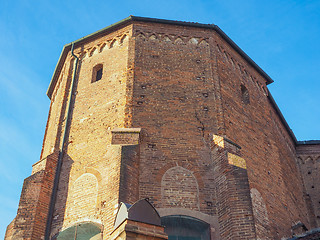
[5,16,320,240]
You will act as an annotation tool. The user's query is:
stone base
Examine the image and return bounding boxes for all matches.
[110,219,167,240]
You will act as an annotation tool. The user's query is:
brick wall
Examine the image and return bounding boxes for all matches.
[4,219,14,239]
[214,31,310,238]
[129,20,311,239]
[8,18,317,240]
[5,152,58,240]
[132,23,219,221]
[161,166,199,210]
[212,135,256,239]
[296,143,320,228]
[47,25,134,239]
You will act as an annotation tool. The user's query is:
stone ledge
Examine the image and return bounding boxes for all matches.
[212,134,241,151]
[111,128,141,145]
[111,128,141,133]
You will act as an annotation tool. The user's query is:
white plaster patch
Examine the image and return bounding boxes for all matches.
[80,117,88,123]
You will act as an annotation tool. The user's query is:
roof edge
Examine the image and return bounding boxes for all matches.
[131,17,274,85]
[297,140,320,145]
[47,16,133,99]
[46,45,69,98]
[213,25,274,85]
[47,16,274,99]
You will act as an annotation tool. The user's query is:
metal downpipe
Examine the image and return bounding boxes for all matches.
[45,43,79,240]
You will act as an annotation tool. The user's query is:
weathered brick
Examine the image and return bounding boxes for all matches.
[6,17,319,240]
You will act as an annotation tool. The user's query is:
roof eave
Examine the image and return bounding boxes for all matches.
[297,140,320,145]
[46,45,69,98]
[46,16,133,99]
[130,17,274,85]
[47,16,275,99]
[213,25,274,85]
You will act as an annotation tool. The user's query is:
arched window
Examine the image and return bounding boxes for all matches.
[55,222,102,240]
[161,215,210,240]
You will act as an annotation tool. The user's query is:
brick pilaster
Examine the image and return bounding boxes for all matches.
[111,128,141,205]
[5,152,59,240]
[212,135,256,240]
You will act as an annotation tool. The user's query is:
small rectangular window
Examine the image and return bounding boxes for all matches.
[92,64,103,83]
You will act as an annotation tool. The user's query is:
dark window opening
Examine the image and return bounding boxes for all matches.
[161,215,210,240]
[241,84,250,105]
[96,68,102,81]
[92,64,103,83]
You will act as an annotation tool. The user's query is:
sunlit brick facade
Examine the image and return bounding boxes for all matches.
[5,16,320,240]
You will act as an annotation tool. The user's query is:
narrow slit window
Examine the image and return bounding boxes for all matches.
[241,84,250,104]
[96,68,102,81]
[92,64,103,83]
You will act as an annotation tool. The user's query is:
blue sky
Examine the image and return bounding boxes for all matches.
[0,0,319,238]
